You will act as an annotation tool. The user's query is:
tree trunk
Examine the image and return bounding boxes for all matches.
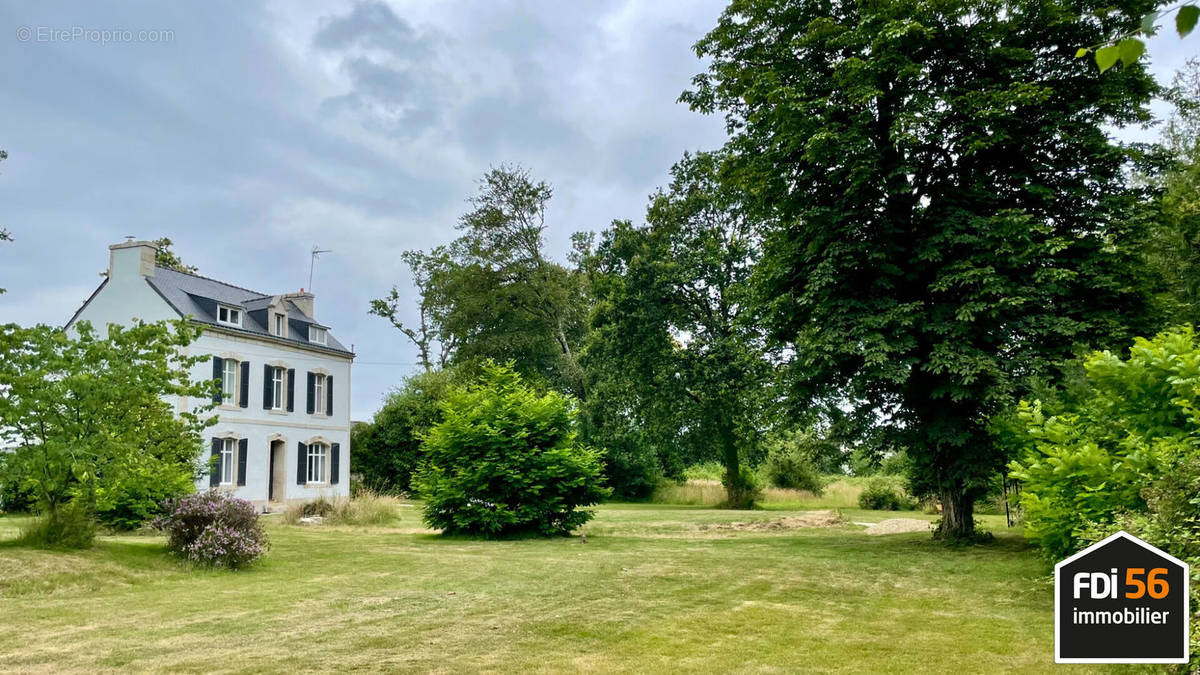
[936,484,976,541]
[717,418,752,509]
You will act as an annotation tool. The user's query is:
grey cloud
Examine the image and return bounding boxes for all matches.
[313,0,432,60]
[314,3,448,138]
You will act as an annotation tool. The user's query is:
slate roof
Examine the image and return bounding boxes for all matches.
[145,266,353,356]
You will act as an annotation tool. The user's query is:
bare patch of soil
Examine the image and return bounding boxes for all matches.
[864,518,933,536]
[712,510,845,531]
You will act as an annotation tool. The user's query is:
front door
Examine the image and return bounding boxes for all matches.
[269,440,286,502]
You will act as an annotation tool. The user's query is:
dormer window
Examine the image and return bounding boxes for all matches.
[273,312,287,338]
[217,305,242,327]
[309,326,327,345]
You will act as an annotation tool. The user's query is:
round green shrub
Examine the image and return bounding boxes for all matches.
[763,437,825,494]
[415,362,611,537]
[857,478,914,511]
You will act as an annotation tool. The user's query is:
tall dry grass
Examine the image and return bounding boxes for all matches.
[651,478,865,509]
[281,489,402,526]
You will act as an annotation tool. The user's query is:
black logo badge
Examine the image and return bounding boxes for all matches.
[1055,531,1190,664]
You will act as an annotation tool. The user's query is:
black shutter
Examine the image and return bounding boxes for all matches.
[263,364,273,409]
[211,357,223,404]
[209,438,221,487]
[306,372,315,414]
[237,438,248,486]
[330,443,340,485]
[239,361,250,408]
[326,376,334,416]
[297,442,308,485]
[286,369,296,412]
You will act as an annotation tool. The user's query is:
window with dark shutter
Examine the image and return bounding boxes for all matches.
[330,443,340,485]
[286,368,296,412]
[239,361,250,408]
[210,438,221,487]
[211,357,223,404]
[296,442,308,485]
[326,376,334,416]
[306,372,315,414]
[263,364,273,409]
[237,439,248,486]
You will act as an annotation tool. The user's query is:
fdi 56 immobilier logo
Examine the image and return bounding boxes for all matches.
[1055,531,1190,664]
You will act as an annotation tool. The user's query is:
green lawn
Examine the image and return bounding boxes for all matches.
[0,504,1111,673]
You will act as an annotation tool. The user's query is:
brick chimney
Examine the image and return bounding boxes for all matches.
[108,240,158,279]
[283,290,315,319]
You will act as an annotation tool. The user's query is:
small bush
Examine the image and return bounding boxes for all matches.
[683,462,727,482]
[600,440,663,500]
[416,362,610,537]
[763,441,825,494]
[721,464,763,509]
[153,491,267,568]
[857,478,914,511]
[299,497,335,518]
[17,502,95,549]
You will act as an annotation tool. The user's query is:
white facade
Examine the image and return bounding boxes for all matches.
[68,240,353,509]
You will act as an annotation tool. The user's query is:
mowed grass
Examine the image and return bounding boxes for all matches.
[0,503,1107,674]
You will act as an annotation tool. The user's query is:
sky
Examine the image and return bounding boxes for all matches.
[0,1,1194,421]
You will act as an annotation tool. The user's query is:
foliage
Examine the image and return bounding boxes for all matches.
[878,451,910,477]
[415,362,609,537]
[0,320,215,540]
[1077,454,1200,669]
[763,434,826,494]
[584,151,773,508]
[16,500,95,549]
[1010,326,1200,560]
[1076,2,1198,72]
[152,237,197,274]
[1144,59,1200,324]
[371,166,589,397]
[152,491,268,569]
[721,464,763,509]
[684,0,1158,538]
[368,249,456,372]
[857,478,915,511]
[0,452,36,512]
[594,431,663,500]
[576,350,672,498]
[351,368,453,494]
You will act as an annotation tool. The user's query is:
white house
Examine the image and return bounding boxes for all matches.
[67,240,354,509]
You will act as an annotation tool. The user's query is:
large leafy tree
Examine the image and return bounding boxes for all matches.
[586,152,773,507]
[371,166,589,396]
[684,0,1158,537]
[0,320,215,537]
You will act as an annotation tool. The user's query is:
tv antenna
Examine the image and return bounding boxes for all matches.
[308,245,332,292]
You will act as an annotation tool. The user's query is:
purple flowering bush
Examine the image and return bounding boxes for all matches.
[152,491,268,569]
